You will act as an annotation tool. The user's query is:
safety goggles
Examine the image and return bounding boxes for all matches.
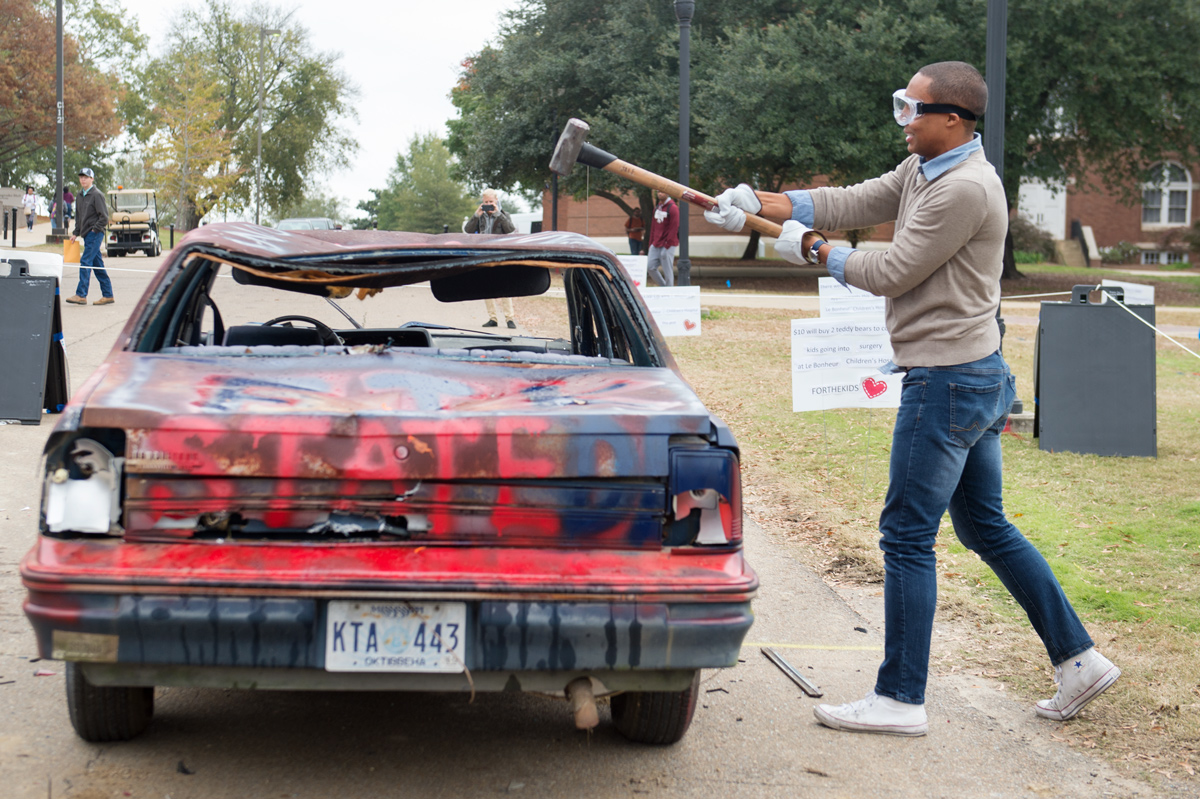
[892,89,978,126]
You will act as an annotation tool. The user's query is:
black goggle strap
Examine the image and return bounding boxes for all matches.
[916,102,978,120]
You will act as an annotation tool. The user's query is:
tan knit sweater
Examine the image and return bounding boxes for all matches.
[810,149,1008,367]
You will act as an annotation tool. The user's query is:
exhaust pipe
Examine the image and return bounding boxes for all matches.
[565,677,599,730]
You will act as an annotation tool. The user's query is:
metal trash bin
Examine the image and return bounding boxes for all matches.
[1034,284,1156,457]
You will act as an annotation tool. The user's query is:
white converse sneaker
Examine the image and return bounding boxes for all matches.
[1036,648,1120,721]
[814,691,928,736]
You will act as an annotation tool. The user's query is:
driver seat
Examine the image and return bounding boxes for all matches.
[223,324,323,347]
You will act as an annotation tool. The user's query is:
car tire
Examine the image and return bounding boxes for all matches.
[66,662,154,742]
[114,250,126,257]
[153,240,161,256]
[610,671,699,745]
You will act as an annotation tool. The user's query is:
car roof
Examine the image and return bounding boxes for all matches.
[180,222,615,261]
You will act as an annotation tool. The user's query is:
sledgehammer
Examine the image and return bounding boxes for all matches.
[549,118,784,238]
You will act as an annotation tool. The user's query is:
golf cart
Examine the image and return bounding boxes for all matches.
[107,188,161,257]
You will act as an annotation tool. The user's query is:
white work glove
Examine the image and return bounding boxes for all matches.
[703,184,762,232]
[653,208,667,223]
[774,219,815,265]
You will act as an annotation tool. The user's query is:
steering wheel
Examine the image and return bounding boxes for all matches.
[262,315,342,346]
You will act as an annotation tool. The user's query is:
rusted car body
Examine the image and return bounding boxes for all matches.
[22,223,756,744]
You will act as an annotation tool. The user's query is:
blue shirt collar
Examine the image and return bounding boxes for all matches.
[918,133,983,181]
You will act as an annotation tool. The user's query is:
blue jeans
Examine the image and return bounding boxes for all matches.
[74,230,113,299]
[628,238,642,256]
[875,351,1093,705]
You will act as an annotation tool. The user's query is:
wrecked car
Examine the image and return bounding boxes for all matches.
[21,223,756,745]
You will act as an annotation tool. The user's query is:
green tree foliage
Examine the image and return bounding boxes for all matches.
[448,0,796,222]
[136,0,357,223]
[1003,0,1200,203]
[695,0,980,256]
[449,0,1200,268]
[376,134,477,233]
[349,190,381,230]
[0,0,124,186]
[143,58,242,229]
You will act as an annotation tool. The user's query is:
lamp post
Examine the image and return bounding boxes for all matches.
[984,0,1021,412]
[52,0,65,240]
[674,0,694,286]
[256,26,282,226]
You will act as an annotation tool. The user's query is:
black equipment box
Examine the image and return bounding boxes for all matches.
[1034,285,1156,457]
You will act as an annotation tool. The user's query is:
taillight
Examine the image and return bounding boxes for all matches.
[43,437,124,535]
[665,449,741,546]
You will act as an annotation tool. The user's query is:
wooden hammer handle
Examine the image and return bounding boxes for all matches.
[602,158,784,238]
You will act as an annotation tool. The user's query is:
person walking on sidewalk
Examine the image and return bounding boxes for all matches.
[67,167,114,306]
[705,61,1119,737]
[22,186,38,232]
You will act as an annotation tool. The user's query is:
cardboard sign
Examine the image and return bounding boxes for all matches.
[616,255,648,290]
[791,318,901,411]
[641,286,701,337]
[1099,279,1154,306]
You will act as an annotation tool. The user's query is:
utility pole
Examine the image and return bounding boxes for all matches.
[256,26,282,226]
[51,0,66,241]
[984,0,1021,412]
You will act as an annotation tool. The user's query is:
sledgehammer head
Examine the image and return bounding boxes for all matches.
[549,118,617,175]
[550,118,590,176]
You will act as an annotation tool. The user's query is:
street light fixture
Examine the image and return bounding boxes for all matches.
[256,26,282,226]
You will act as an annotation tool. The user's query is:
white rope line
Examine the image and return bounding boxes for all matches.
[1106,292,1200,361]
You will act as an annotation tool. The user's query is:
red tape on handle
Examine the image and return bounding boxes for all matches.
[680,190,717,212]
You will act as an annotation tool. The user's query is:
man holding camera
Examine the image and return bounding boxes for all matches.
[464,189,517,328]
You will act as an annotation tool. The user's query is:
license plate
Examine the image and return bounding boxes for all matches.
[325,600,467,673]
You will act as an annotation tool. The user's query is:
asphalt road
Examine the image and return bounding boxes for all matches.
[0,248,1161,799]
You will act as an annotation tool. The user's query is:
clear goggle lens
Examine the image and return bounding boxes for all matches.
[893,89,919,126]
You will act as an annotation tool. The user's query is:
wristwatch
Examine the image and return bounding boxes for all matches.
[805,237,826,265]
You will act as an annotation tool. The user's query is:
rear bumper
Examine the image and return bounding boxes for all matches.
[25,592,753,691]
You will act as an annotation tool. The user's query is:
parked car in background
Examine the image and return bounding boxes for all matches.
[22,223,756,746]
[275,217,340,231]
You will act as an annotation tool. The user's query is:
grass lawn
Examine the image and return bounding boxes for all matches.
[667,270,1200,787]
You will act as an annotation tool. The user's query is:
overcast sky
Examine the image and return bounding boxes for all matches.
[116,0,526,213]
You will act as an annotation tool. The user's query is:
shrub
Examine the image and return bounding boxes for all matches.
[1009,214,1056,261]
[1099,241,1141,264]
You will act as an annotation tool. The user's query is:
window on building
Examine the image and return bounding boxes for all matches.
[1140,250,1190,265]
[1142,163,1192,226]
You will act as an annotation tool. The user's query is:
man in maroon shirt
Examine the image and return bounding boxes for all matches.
[646,189,679,286]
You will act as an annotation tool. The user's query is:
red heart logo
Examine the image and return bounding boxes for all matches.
[862,377,888,399]
[683,319,696,330]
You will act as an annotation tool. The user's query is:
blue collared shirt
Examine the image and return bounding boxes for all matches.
[786,133,984,287]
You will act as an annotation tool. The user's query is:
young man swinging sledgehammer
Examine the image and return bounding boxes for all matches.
[705,61,1119,736]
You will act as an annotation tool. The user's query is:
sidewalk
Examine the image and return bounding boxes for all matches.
[2,218,65,250]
